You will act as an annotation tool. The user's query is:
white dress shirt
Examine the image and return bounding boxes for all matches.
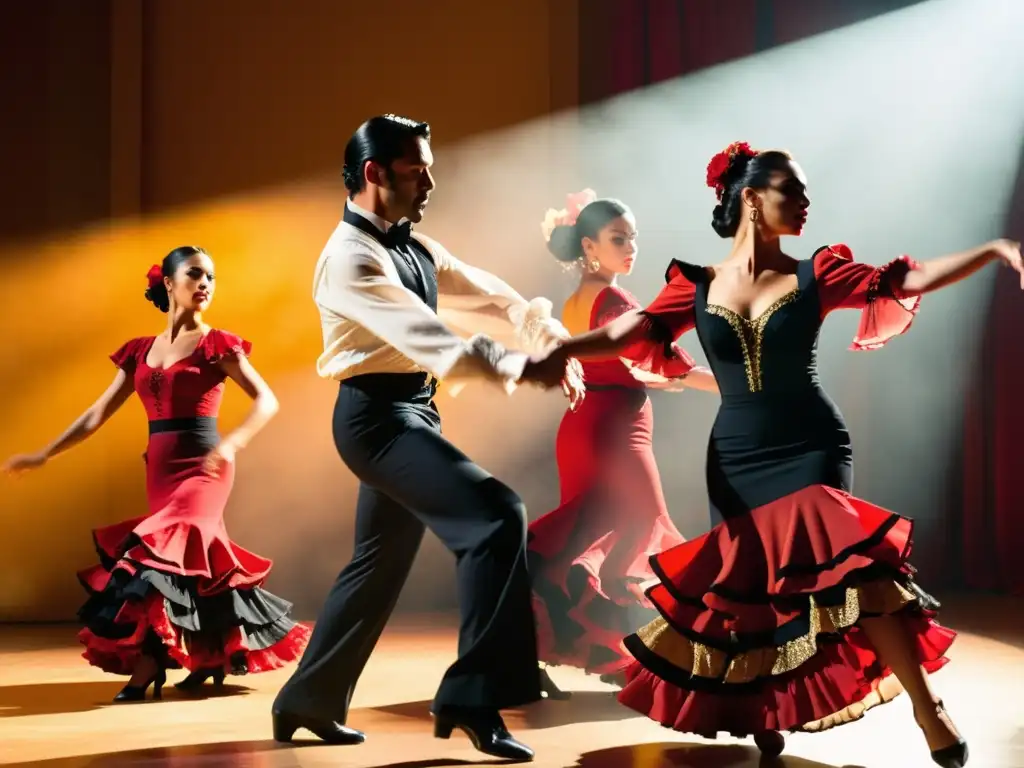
[313,201,569,395]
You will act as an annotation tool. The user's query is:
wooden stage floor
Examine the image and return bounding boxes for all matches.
[2,596,1022,768]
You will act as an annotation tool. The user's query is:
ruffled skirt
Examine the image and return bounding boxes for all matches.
[76,431,310,676]
[617,484,955,736]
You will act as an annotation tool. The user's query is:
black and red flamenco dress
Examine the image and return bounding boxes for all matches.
[613,244,956,740]
[528,286,688,680]
[76,330,310,681]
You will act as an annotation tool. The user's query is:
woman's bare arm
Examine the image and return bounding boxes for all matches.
[901,239,1021,295]
[3,370,135,472]
[216,356,279,452]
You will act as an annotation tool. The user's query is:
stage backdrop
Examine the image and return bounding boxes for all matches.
[0,0,583,621]
[3,0,1017,624]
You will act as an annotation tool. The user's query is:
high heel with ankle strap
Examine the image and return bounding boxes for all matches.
[915,700,968,768]
[113,668,166,702]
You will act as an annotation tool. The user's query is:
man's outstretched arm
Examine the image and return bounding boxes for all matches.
[318,246,527,390]
[415,233,569,355]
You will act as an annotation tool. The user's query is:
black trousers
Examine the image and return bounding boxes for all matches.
[273,373,541,722]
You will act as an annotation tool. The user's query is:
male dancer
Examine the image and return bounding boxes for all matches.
[271,114,581,762]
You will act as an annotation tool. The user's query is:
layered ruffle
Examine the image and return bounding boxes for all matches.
[616,483,956,737]
[851,252,920,351]
[529,492,681,676]
[77,519,309,676]
[91,516,271,594]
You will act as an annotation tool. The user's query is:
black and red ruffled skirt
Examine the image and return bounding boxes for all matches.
[617,483,955,737]
[75,429,310,677]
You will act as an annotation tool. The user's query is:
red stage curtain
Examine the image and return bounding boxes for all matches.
[578,0,927,102]
[962,159,1024,595]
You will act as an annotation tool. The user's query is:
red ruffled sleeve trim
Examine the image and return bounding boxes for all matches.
[109,337,152,374]
[853,255,920,351]
[200,329,253,364]
[814,244,921,352]
[618,260,699,380]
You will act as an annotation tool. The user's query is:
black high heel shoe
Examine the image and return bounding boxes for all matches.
[916,700,969,768]
[539,665,571,700]
[175,667,226,692]
[113,669,166,702]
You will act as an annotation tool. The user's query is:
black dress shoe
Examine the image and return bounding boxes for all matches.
[432,708,534,762]
[271,709,366,745]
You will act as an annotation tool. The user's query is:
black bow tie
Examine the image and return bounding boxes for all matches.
[383,221,413,248]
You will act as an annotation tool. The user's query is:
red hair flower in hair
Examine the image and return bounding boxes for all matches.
[146,264,163,289]
[706,141,757,200]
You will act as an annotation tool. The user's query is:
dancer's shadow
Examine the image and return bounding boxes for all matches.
[367,761,512,768]
[0,741,283,768]
[365,691,632,731]
[0,680,251,717]
[520,690,635,729]
[575,743,866,768]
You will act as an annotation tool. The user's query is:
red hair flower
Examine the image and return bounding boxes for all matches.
[146,264,163,289]
[706,141,757,200]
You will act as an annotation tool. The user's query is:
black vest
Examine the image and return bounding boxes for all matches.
[342,205,438,311]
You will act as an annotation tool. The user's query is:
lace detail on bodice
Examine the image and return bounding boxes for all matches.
[147,370,167,417]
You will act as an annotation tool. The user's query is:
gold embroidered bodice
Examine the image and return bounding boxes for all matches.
[705,288,800,393]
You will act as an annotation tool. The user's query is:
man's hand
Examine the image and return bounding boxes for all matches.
[520,347,570,389]
[521,347,586,409]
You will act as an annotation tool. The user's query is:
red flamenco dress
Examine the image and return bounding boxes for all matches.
[614,245,956,738]
[76,330,311,679]
[528,286,690,677]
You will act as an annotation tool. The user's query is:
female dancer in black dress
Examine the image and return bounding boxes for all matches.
[527,141,1022,767]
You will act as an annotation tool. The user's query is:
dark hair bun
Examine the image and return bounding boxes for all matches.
[708,149,792,239]
[145,245,209,313]
[145,281,170,313]
[546,224,582,263]
[711,201,737,239]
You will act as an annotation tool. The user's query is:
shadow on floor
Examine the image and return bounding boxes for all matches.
[0,741,286,768]
[1,743,513,768]
[365,690,633,731]
[0,679,251,717]
[574,742,866,768]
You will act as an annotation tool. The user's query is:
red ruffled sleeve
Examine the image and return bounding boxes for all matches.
[200,329,253,364]
[618,260,699,380]
[109,337,151,375]
[814,243,921,351]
